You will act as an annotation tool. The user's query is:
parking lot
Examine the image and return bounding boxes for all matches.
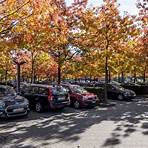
[0,96,148,148]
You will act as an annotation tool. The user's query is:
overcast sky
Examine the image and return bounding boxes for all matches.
[65,0,139,15]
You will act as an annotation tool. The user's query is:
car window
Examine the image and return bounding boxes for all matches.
[6,87,16,96]
[107,85,114,90]
[62,85,70,92]
[51,87,67,95]
[0,88,6,97]
[31,87,39,94]
[71,86,88,93]
[38,87,48,95]
[113,84,125,91]
[22,86,32,94]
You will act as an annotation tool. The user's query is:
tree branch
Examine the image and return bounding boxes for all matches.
[0,0,30,21]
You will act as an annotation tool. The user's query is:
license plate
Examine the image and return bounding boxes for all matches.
[13,108,24,112]
[92,100,96,103]
[58,97,65,101]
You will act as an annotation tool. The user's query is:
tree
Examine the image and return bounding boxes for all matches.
[137,0,148,82]
[0,0,31,38]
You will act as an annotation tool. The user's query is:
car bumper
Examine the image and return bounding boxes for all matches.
[124,95,136,99]
[50,101,70,109]
[81,100,97,107]
[0,105,29,118]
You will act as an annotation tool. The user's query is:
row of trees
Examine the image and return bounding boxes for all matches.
[0,0,147,85]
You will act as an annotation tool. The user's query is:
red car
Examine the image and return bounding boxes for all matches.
[62,84,99,109]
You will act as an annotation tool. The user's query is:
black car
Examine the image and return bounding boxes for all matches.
[107,83,136,100]
[0,85,29,118]
[20,84,70,112]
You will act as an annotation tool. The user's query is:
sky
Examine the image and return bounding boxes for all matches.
[65,0,139,15]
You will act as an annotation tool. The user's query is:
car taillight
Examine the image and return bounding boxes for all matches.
[48,95,53,101]
[67,94,70,101]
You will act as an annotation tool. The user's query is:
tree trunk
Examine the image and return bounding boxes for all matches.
[58,64,61,85]
[133,68,136,83]
[104,56,108,103]
[31,53,35,83]
[108,69,111,82]
[143,66,146,83]
[121,71,124,83]
[5,69,8,85]
[16,64,20,93]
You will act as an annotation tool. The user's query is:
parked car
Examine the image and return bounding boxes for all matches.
[61,84,99,109]
[0,85,29,118]
[20,84,70,112]
[107,83,136,100]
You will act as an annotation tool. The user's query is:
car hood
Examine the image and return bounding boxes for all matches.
[2,95,25,106]
[76,92,96,97]
[119,88,135,94]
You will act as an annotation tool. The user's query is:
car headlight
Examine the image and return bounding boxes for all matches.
[23,99,29,106]
[0,101,5,108]
[132,92,136,96]
[82,96,88,101]
[95,96,99,100]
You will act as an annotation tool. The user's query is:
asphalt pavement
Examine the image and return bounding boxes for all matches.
[0,96,148,148]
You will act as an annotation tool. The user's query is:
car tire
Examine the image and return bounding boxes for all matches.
[118,94,124,100]
[35,102,44,113]
[74,101,80,109]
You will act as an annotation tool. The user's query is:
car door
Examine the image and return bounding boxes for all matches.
[38,87,49,109]
[62,85,75,103]
[23,86,38,108]
[107,85,117,99]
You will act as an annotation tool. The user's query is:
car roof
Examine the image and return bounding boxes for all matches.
[26,83,62,89]
[62,84,80,87]
[0,85,12,89]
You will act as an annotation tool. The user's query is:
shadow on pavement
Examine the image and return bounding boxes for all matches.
[0,96,148,147]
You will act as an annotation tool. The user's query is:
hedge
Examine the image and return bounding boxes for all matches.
[84,87,105,101]
[121,85,148,95]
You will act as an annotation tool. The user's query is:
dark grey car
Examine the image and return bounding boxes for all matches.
[0,85,29,118]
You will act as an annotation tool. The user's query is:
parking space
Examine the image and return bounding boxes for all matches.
[0,96,148,148]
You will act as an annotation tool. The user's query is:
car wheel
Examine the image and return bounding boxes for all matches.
[35,102,43,113]
[118,94,124,100]
[74,101,80,109]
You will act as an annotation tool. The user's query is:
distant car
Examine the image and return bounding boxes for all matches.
[20,84,70,112]
[107,83,136,101]
[62,84,99,109]
[0,85,29,118]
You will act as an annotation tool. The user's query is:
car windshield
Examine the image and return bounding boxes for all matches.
[6,87,17,96]
[113,84,125,91]
[71,86,88,93]
[52,86,67,95]
[0,87,16,98]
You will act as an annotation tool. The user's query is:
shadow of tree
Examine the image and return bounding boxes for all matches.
[0,96,148,148]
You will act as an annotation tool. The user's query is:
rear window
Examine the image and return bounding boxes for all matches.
[38,87,48,95]
[51,87,67,95]
[71,85,88,93]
